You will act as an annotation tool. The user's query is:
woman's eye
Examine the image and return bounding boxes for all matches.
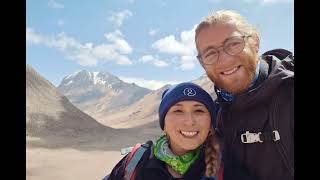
[195,109,205,113]
[173,109,183,113]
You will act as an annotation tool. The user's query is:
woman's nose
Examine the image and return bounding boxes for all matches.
[183,113,196,126]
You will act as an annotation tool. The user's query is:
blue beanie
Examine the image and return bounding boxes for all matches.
[159,82,216,130]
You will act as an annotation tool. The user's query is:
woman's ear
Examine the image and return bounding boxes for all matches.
[163,129,171,141]
[163,129,168,137]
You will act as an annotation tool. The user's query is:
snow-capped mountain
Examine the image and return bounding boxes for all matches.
[59,70,123,90]
[58,70,152,121]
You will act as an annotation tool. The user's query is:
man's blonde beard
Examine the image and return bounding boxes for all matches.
[210,51,259,94]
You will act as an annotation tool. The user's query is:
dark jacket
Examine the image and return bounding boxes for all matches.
[215,55,294,180]
[107,141,210,180]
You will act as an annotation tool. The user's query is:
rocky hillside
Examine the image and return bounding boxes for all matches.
[26,65,115,147]
[101,75,216,128]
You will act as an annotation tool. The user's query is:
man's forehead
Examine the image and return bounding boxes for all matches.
[198,25,241,44]
[197,27,242,52]
[210,29,242,43]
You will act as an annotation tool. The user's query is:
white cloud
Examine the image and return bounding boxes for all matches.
[48,0,64,9]
[152,25,197,70]
[128,0,135,3]
[26,27,45,44]
[152,35,190,56]
[180,56,197,71]
[149,29,158,36]
[57,19,64,27]
[119,76,181,90]
[26,27,133,66]
[107,10,133,27]
[139,55,169,67]
[48,32,81,50]
[116,55,133,65]
[68,51,98,66]
[104,30,132,54]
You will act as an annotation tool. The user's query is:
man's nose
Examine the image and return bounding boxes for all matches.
[217,49,233,64]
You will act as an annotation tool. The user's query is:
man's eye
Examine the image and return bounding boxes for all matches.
[226,40,242,48]
[229,42,241,47]
[204,51,218,58]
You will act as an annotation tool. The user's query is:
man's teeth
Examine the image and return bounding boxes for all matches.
[180,131,198,137]
[223,66,239,75]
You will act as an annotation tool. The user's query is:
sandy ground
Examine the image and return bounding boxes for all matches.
[27,147,124,180]
[26,127,161,180]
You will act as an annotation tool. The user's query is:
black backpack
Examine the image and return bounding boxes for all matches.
[261,48,294,176]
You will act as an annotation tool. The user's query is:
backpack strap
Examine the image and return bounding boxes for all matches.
[217,160,224,180]
[268,82,294,176]
[124,143,150,180]
[262,48,293,61]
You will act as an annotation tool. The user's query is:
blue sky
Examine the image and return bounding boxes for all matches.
[26,0,294,90]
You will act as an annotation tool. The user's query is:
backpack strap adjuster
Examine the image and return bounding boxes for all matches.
[241,130,281,144]
[272,130,281,141]
[241,131,262,143]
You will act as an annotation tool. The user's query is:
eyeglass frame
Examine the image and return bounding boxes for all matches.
[197,35,252,65]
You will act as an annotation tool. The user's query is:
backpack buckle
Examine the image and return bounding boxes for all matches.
[121,146,134,155]
[241,131,263,143]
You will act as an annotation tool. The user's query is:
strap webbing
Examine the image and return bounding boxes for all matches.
[124,143,149,180]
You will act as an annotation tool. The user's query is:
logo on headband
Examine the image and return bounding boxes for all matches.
[183,88,196,96]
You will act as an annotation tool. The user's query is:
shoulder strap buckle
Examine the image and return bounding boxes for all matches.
[241,130,281,144]
[241,131,263,143]
[121,146,134,155]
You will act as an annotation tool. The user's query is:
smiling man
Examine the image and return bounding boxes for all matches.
[195,10,294,180]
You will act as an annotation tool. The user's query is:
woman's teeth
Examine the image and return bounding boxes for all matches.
[180,131,198,137]
[222,66,240,75]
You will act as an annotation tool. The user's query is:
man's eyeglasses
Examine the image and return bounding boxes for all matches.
[197,35,251,65]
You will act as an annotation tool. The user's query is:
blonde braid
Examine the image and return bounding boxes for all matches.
[204,128,221,177]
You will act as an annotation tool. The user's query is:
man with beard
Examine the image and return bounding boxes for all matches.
[195,10,293,180]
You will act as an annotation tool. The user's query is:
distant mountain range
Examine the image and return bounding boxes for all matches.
[58,70,216,128]
[98,74,217,128]
[26,64,163,148]
[26,63,216,140]
[58,70,151,122]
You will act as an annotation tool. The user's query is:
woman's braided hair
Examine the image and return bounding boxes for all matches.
[204,128,221,177]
